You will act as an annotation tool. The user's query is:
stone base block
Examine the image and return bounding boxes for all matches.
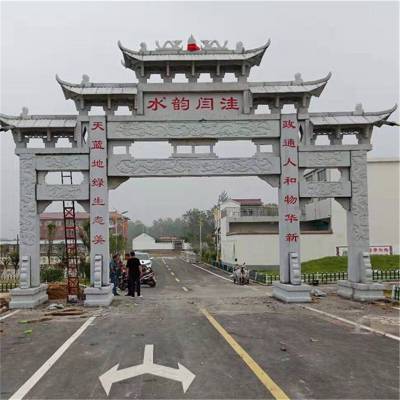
[272,281,312,303]
[84,285,113,307]
[9,284,48,309]
[337,280,385,302]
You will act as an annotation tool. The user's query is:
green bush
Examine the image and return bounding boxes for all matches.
[79,261,90,280]
[201,248,216,264]
[41,268,64,283]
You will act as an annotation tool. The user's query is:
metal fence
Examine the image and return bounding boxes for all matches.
[392,286,400,301]
[221,206,278,218]
[0,280,18,292]
[212,261,400,285]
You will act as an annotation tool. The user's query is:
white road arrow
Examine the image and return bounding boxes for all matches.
[99,345,195,396]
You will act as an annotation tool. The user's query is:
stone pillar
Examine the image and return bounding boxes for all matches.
[272,115,311,303]
[10,154,48,308]
[337,150,384,301]
[84,116,113,306]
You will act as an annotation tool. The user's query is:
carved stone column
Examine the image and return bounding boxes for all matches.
[337,150,384,301]
[272,114,311,303]
[9,154,48,308]
[84,116,113,306]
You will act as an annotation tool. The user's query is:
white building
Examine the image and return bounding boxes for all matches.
[215,159,399,269]
[132,233,190,252]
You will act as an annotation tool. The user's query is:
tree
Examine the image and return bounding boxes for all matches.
[46,222,57,266]
[78,220,90,252]
[110,234,126,256]
[9,251,19,274]
[0,256,10,273]
[127,220,148,248]
[182,209,214,255]
[217,190,229,205]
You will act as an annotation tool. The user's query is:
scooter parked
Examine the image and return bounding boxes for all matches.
[141,265,157,287]
[118,265,156,290]
[232,263,250,285]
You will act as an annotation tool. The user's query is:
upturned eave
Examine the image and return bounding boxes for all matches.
[56,75,138,100]
[0,113,78,131]
[310,104,398,127]
[118,39,271,75]
[250,72,332,98]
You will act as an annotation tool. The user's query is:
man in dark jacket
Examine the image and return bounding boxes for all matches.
[126,251,142,297]
[109,254,121,296]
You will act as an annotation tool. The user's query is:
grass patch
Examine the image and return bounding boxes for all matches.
[258,255,399,275]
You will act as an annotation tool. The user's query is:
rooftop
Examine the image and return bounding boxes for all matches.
[118,37,271,81]
[231,199,263,206]
[0,113,77,131]
[309,104,398,128]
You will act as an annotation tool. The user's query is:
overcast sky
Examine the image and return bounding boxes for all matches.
[1,1,399,239]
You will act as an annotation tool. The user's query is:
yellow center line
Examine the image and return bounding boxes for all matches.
[200,308,289,400]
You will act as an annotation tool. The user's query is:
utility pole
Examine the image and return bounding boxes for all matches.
[114,210,128,255]
[199,216,203,259]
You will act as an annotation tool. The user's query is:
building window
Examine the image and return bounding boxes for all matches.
[305,174,313,182]
[317,169,327,182]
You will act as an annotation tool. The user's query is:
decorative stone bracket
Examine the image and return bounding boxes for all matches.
[289,252,301,285]
[93,255,103,288]
[19,256,31,289]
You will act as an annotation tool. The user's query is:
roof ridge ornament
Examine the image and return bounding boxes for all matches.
[20,107,29,119]
[187,34,200,52]
[201,40,228,51]
[81,74,90,85]
[155,40,183,50]
[354,103,364,115]
[235,41,244,52]
[294,73,303,84]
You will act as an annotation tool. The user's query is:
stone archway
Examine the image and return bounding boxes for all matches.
[0,37,396,308]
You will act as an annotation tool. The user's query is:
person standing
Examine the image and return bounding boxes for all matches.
[126,251,142,297]
[109,254,121,296]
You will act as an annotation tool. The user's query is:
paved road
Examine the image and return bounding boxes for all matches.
[1,257,399,399]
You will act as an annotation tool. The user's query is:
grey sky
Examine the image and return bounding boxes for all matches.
[1,1,399,239]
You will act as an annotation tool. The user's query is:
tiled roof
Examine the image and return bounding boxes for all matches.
[232,198,263,206]
[310,105,398,127]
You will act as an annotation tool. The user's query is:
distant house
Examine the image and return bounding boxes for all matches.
[215,159,399,269]
[131,233,190,252]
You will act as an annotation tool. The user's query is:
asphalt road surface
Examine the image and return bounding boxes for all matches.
[1,257,399,400]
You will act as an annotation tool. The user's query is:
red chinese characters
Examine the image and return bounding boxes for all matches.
[220,97,239,110]
[91,140,104,150]
[285,233,299,242]
[282,120,296,129]
[196,97,214,110]
[171,96,190,111]
[147,97,167,111]
[283,177,297,185]
[285,214,298,223]
[93,216,105,225]
[91,160,104,168]
[92,122,104,131]
[282,139,296,148]
[92,196,105,206]
[91,177,104,188]
[92,234,106,244]
[283,157,297,167]
[284,195,298,204]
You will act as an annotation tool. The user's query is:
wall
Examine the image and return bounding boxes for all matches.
[132,233,174,251]
[219,160,400,267]
[368,159,400,254]
[220,198,348,268]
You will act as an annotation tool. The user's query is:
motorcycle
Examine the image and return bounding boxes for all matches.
[118,265,156,291]
[141,265,157,287]
[232,263,250,285]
